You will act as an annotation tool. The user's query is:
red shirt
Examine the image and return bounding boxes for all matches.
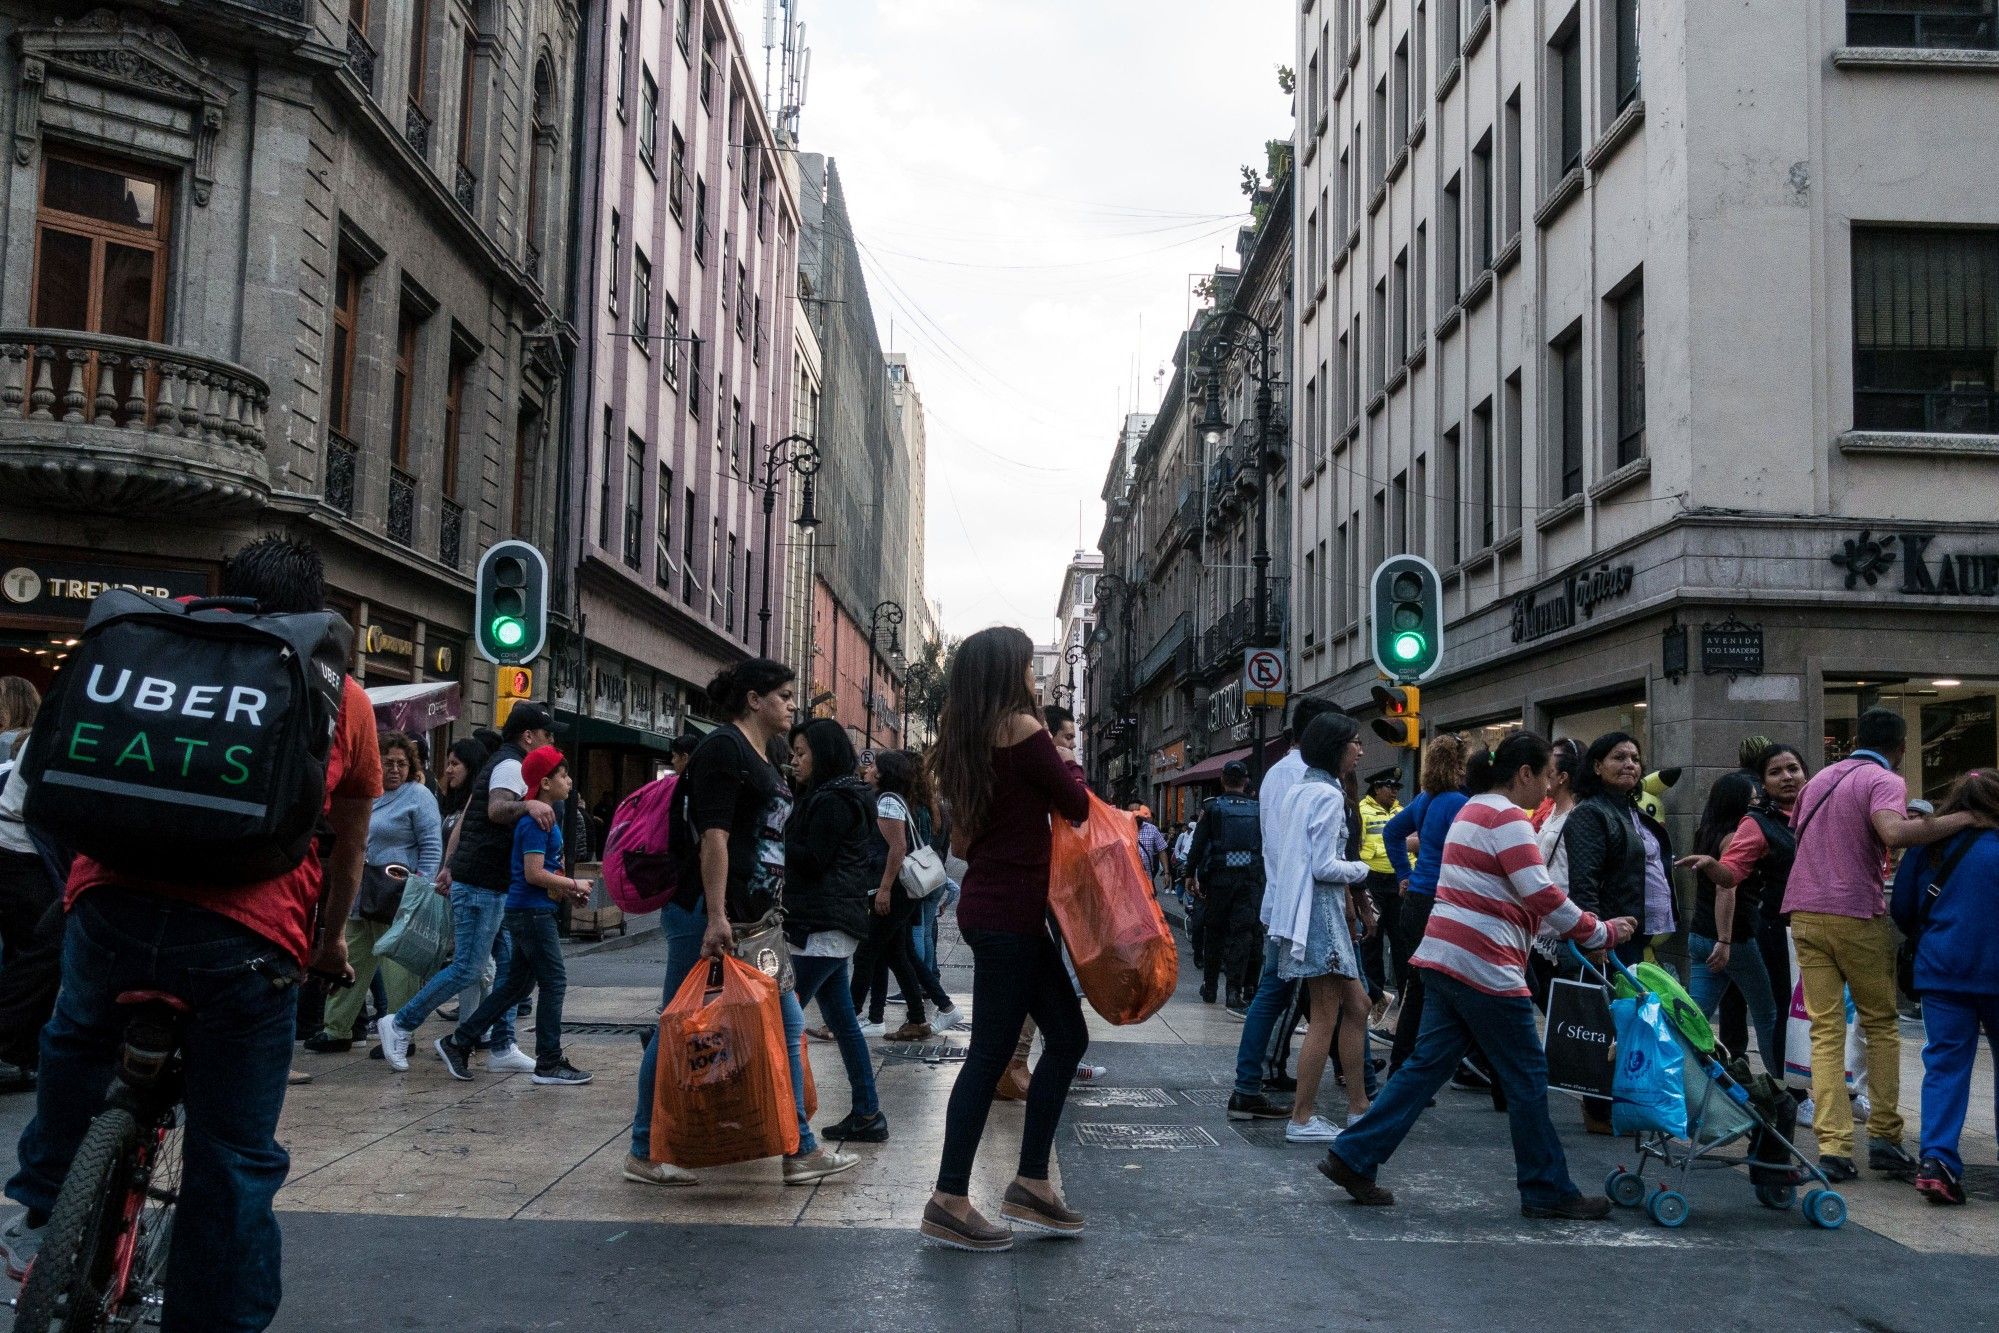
[67,677,384,965]
[957,729,1091,935]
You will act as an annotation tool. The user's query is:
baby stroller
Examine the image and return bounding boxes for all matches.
[1571,946,1848,1231]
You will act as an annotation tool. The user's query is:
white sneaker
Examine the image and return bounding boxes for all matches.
[622,1154,697,1187]
[1798,1097,1817,1122]
[1285,1115,1342,1144]
[487,1044,536,1073]
[1347,1110,1369,1129]
[376,1015,413,1072]
[1075,1064,1107,1082]
[856,1020,886,1037]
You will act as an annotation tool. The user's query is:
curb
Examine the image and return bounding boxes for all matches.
[565,923,662,957]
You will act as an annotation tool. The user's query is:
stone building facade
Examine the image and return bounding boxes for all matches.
[1291,0,1999,842]
[0,0,579,763]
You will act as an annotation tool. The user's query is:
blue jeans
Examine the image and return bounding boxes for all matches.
[1330,969,1581,1208]
[630,899,816,1159]
[913,891,942,972]
[8,890,299,1331]
[395,883,514,1050]
[1919,989,1999,1176]
[792,953,879,1119]
[452,910,566,1066]
[1686,931,1781,1079]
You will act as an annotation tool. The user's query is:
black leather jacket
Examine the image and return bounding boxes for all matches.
[781,776,876,944]
[1564,792,1675,927]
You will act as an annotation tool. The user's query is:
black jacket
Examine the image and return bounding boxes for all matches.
[781,776,876,944]
[1564,792,1675,927]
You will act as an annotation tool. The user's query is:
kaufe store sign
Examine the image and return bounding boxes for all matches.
[1832,530,1999,597]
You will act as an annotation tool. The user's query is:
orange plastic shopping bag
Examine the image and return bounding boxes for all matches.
[650,954,799,1169]
[1048,793,1179,1024]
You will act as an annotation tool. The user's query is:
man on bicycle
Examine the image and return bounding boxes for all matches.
[1,536,380,1331]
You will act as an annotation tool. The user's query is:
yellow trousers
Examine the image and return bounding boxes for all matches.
[1790,911,1904,1157]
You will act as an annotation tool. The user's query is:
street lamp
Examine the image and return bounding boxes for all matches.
[751,433,821,657]
[864,598,904,749]
[1197,306,1280,785]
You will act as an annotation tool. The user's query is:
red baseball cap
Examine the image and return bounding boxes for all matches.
[521,744,566,795]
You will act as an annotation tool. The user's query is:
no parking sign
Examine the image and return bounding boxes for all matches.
[1243,648,1287,710]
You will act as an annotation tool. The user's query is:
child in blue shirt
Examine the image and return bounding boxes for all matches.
[438,745,593,1084]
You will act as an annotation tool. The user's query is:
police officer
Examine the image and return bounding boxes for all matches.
[1187,761,1263,1011]
[1357,766,1405,1025]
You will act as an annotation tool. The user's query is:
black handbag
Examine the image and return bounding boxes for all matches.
[357,863,408,924]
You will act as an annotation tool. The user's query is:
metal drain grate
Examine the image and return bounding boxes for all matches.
[1228,1121,1302,1150]
[561,1022,656,1037]
[1178,1088,1233,1108]
[1073,1123,1217,1151]
[881,1040,969,1062]
[1067,1087,1175,1109]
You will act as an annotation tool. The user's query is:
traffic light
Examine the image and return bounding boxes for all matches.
[495,666,534,728]
[1369,554,1444,682]
[1371,683,1422,749]
[475,540,549,665]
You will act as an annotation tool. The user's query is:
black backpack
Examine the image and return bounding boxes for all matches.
[21,591,353,886]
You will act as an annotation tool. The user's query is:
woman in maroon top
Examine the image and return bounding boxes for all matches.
[920,627,1091,1252]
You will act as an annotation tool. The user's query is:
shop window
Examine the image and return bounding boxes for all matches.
[1826,675,1999,798]
[1852,226,1999,434]
[1548,694,1648,754]
[32,151,173,415]
[1847,0,1997,51]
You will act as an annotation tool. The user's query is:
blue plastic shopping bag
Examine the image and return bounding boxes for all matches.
[1610,993,1688,1138]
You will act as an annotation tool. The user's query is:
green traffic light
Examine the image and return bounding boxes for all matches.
[1391,630,1426,662]
[492,617,527,649]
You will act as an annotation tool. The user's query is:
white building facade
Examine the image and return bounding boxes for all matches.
[1292,0,1999,824]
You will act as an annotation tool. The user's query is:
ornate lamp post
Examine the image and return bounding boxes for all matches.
[863,599,904,749]
[1196,308,1280,785]
[750,432,821,657]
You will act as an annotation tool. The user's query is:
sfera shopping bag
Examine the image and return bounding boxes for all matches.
[650,955,798,1169]
[1048,794,1178,1025]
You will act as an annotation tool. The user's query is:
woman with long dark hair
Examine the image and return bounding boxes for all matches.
[853,749,956,1040]
[1677,750,1805,1079]
[784,719,887,1143]
[622,658,858,1188]
[920,627,1091,1252]
[1263,714,1376,1142]
[1565,729,1676,1130]
[436,737,491,838]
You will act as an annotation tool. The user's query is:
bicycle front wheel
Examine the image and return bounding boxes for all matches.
[15,1107,143,1333]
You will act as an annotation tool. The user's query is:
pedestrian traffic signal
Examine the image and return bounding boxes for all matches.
[1371,683,1422,749]
[495,666,535,728]
[1369,555,1444,682]
[475,540,548,665]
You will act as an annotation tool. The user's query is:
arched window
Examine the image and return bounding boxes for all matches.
[527,54,556,273]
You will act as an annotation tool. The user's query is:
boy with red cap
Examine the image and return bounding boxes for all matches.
[435,745,593,1084]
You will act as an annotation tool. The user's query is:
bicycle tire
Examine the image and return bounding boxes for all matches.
[14,1107,141,1333]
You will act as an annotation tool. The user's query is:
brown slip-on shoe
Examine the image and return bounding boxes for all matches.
[1317,1152,1395,1205]
[886,1021,934,1043]
[920,1200,1013,1252]
[1001,1182,1085,1236]
[994,1058,1031,1102]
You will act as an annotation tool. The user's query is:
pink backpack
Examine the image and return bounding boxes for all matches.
[602,773,682,914]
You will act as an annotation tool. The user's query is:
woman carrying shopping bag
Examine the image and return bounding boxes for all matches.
[921,627,1091,1252]
[1261,713,1377,1145]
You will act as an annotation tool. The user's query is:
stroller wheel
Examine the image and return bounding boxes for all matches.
[1803,1188,1848,1231]
[1646,1189,1690,1228]
[1754,1183,1796,1211]
[1604,1169,1647,1209]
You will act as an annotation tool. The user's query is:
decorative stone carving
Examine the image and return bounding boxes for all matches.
[11,9,234,204]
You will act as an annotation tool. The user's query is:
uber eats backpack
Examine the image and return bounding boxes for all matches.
[21,590,353,886]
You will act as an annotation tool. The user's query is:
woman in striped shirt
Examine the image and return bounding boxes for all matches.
[1319,731,1639,1219]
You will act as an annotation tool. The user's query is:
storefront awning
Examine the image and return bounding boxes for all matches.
[552,709,679,756]
[365,681,461,735]
[1165,736,1287,786]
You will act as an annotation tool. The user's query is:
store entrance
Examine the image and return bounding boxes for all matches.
[0,631,75,697]
[1826,675,1998,802]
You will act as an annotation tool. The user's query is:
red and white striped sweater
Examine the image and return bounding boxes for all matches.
[1412,793,1611,997]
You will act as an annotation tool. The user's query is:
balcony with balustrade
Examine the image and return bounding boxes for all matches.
[0,329,272,514]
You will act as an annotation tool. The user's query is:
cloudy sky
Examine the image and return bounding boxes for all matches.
[732,0,1293,642]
